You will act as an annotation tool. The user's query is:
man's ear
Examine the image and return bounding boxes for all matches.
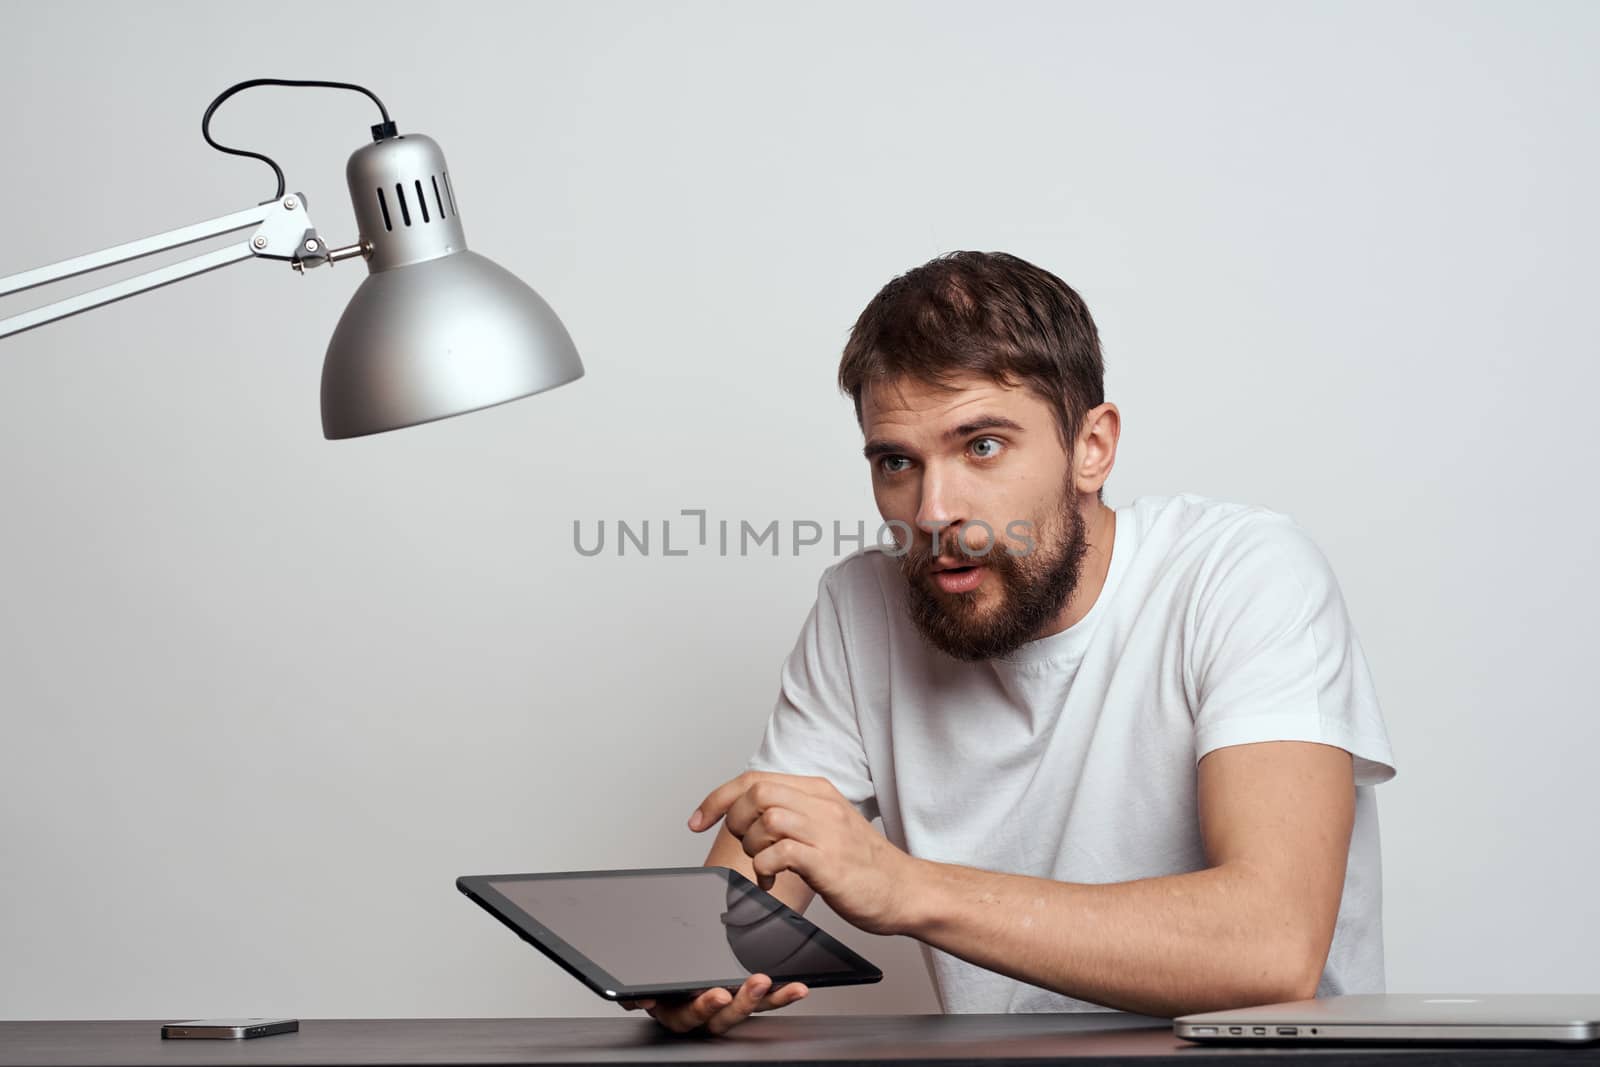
[1075,402,1121,496]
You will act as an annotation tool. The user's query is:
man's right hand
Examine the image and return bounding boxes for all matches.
[619,972,808,1035]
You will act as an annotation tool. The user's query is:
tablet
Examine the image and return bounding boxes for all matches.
[456,866,883,1001]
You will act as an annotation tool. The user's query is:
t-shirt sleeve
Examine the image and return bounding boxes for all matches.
[1188,515,1396,787]
[744,563,880,822]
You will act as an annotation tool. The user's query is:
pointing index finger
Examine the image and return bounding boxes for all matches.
[688,773,754,832]
[688,772,837,832]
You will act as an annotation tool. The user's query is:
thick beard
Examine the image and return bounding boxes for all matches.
[898,491,1090,663]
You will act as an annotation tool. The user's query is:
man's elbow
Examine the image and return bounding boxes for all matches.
[1243,933,1326,1007]
[1187,933,1325,1015]
[1260,966,1322,1007]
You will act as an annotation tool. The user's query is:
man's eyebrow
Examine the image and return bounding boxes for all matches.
[861,416,1026,461]
[945,415,1025,440]
[863,438,910,461]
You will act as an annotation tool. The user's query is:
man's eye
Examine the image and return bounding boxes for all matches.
[970,436,1004,459]
[879,456,911,475]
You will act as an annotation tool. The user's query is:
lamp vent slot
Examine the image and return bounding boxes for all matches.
[395,183,412,227]
[432,175,447,219]
[442,171,457,216]
[414,179,431,223]
[376,187,393,231]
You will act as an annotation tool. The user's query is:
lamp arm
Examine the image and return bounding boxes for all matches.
[0,193,362,340]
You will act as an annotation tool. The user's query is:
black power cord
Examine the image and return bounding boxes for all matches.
[200,78,396,202]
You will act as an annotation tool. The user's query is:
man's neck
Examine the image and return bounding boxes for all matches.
[1039,500,1117,638]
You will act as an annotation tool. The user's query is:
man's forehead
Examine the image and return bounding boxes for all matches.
[861,374,1032,428]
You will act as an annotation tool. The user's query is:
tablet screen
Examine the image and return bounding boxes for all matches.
[485,869,865,988]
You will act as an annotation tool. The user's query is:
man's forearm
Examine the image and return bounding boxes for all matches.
[896,857,1325,1018]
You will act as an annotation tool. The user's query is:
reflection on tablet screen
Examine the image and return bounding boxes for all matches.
[490,871,860,987]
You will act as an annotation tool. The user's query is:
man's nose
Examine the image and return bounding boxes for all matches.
[914,470,964,543]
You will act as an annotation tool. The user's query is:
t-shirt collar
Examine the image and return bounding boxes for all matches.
[992,505,1132,669]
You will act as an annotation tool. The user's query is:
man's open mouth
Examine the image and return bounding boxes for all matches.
[930,563,988,594]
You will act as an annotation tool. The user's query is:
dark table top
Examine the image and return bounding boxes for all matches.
[2,1015,1597,1067]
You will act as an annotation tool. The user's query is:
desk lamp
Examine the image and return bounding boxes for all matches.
[0,78,585,438]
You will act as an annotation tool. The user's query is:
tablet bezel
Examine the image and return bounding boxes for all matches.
[456,866,883,1001]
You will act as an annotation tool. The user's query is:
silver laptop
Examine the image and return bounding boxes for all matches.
[1175,994,1600,1044]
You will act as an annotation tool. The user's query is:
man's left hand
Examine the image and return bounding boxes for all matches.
[689,771,917,936]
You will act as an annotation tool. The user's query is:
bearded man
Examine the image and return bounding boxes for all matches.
[624,251,1395,1035]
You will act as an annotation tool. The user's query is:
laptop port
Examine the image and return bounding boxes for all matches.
[1252,1027,1267,1035]
[1277,1027,1298,1036]
[1191,1026,1218,1035]
[1228,1027,1243,1034]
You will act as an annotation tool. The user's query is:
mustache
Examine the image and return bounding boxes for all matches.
[899,531,1013,574]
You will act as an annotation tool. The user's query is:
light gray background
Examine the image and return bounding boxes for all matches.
[1,0,1595,1021]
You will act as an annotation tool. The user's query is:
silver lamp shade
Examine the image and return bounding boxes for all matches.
[320,133,583,439]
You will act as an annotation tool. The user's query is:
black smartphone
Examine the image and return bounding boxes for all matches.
[160,1018,299,1039]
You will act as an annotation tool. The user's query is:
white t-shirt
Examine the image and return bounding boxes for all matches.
[745,492,1397,1013]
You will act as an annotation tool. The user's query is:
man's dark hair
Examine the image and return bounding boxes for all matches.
[838,251,1106,500]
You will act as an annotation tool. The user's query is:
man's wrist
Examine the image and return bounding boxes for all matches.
[889,855,943,938]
